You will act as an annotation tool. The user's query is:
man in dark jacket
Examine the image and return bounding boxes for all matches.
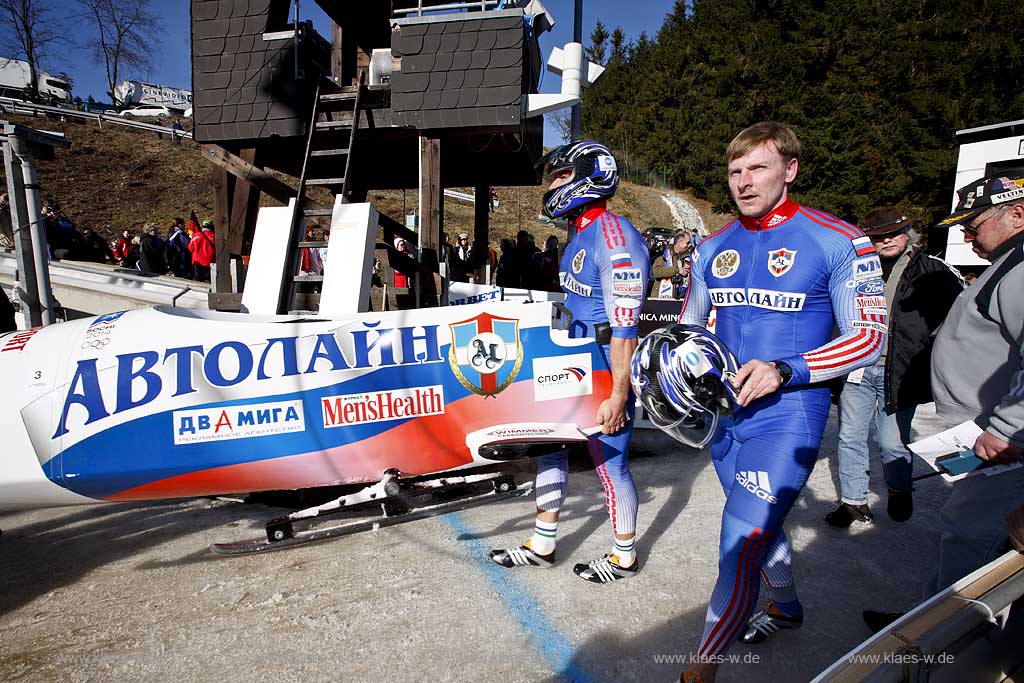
[165,219,192,277]
[79,227,116,264]
[827,207,963,527]
[138,223,167,276]
[447,232,470,283]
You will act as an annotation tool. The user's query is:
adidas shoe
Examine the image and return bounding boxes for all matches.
[824,502,873,528]
[572,553,639,584]
[739,601,804,644]
[489,540,555,568]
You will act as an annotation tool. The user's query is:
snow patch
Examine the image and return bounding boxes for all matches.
[661,193,705,235]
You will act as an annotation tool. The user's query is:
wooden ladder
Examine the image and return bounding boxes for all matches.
[276,74,366,315]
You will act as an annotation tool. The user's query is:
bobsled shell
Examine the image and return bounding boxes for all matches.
[2,302,611,507]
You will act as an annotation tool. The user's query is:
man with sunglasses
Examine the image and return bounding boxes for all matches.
[827,208,963,528]
[926,172,1024,592]
[864,171,1024,632]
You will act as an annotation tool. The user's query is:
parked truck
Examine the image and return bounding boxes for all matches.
[0,58,72,103]
[113,80,191,112]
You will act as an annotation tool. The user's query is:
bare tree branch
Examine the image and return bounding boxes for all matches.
[0,0,66,100]
[545,109,574,144]
[78,0,162,105]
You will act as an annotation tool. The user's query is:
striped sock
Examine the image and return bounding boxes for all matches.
[613,537,636,566]
[530,520,557,556]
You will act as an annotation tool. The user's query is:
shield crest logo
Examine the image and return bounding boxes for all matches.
[767,248,796,277]
[448,312,523,397]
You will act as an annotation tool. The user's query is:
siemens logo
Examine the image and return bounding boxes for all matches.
[709,288,806,311]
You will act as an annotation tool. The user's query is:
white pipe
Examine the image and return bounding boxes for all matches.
[561,42,582,99]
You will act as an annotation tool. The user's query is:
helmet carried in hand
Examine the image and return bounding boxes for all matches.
[536,141,619,219]
[630,324,739,447]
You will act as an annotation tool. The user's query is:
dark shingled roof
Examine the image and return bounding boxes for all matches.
[390,12,525,130]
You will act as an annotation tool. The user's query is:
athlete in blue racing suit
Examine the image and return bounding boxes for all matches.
[490,141,651,583]
[678,123,885,683]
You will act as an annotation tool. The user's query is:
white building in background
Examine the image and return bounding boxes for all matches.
[945,119,1024,267]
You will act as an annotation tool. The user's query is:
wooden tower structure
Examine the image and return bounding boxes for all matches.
[190,0,548,311]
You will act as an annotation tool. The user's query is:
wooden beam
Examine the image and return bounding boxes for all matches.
[473,182,490,282]
[200,144,326,213]
[418,135,442,306]
[227,148,259,255]
[356,45,371,86]
[419,135,441,255]
[331,21,343,84]
[212,166,232,292]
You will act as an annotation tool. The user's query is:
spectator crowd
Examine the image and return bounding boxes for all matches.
[0,199,220,283]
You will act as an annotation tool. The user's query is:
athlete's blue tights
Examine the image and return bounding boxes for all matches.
[698,425,822,657]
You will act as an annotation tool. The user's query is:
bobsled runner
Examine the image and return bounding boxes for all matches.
[0,301,611,552]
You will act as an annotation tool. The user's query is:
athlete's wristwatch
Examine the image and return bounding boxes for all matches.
[771,360,793,387]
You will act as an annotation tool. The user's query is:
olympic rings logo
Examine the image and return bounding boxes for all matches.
[81,337,111,350]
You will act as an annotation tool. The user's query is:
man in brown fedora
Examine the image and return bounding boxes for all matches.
[827,206,963,528]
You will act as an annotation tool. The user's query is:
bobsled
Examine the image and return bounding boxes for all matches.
[0,301,611,515]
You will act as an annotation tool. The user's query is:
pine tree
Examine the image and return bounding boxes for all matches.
[586,19,609,65]
[579,0,1024,226]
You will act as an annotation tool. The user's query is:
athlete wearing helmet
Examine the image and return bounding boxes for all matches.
[490,140,651,583]
[675,123,885,683]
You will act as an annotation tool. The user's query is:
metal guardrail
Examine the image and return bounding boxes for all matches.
[0,96,193,139]
[393,0,500,16]
[0,251,210,315]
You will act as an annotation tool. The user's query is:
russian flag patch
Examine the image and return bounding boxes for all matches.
[852,236,874,256]
[611,252,633,268]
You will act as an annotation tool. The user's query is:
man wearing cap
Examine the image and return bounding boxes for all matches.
[864,172,1024,631]
[926,172,1024,592]
[826,207,962,528]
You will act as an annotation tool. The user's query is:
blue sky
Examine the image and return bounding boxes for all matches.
[47,0,676,144]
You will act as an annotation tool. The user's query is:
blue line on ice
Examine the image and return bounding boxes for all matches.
[443,513,594,683]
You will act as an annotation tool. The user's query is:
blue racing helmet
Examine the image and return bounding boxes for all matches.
[537,140,619,218]
[630,324,739,448]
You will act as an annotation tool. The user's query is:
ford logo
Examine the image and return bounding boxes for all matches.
[856,280,884,296]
